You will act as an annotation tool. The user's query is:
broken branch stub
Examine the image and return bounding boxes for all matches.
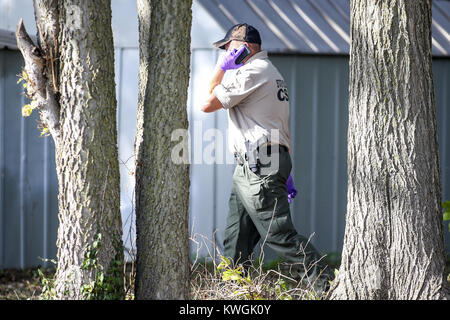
[16,18,60,146]
[16,19,46,98]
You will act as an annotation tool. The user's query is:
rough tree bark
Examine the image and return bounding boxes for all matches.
[328,0,449,300]
[135,0,192,299]
[16,0,123,299]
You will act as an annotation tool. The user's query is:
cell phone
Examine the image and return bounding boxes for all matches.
[235,44,251,64]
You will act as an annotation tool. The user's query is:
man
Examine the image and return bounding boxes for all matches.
[201,23,332,294]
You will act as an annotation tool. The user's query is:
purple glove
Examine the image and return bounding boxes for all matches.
[286,174,298,203]
[218,46,246,71]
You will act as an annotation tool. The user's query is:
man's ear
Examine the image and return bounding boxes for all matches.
[241,42,256,63]
[244,42,253,53]
[244,42,261,55]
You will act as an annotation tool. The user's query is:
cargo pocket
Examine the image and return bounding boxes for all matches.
[259,210,293,236]
[273,211,294,235]
[248,182,265,210]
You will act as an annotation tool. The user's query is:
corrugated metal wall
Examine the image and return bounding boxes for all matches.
[0,46,142,269]
[188,51,450,260]
[0,50,58,269]
[435,58,450,253]
[1,0,450,267]
[272,55,450,255]
[188,48,235,261]
[270,55,349,254]
[1,48,449,269]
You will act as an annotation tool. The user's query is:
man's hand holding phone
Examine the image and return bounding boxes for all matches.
[208,44,250,95]
[218,45,249,71]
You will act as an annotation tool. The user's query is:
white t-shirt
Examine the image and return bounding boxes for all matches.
[213,50,291,154]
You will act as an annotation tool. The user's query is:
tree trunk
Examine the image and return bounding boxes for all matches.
[329,0,449,300]
[135,0,192,299]
[18,0,123,299]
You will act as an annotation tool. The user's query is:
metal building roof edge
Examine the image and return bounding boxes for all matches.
[0,29,18,50]
[197,0,450,57]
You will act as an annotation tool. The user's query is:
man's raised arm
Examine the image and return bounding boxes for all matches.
[201,46,246,113]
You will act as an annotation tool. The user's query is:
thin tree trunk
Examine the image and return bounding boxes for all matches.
[329,0,449,300]
[135,0,192,299]
[17,0,123,299]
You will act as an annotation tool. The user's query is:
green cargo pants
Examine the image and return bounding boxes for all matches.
[223,146,332,292]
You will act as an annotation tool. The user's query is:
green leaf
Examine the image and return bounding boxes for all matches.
[97,272,104,284]
[444,211,450,221]
[222,270,242,282]
[217,256,232,271]
[217,262,226,271]
[40,127,50,137]
[244,276,253,285]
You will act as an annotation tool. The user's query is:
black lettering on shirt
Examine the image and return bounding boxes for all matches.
[276,79,289,101]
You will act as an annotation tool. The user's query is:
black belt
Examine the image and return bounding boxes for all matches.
[234,144,288,165]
